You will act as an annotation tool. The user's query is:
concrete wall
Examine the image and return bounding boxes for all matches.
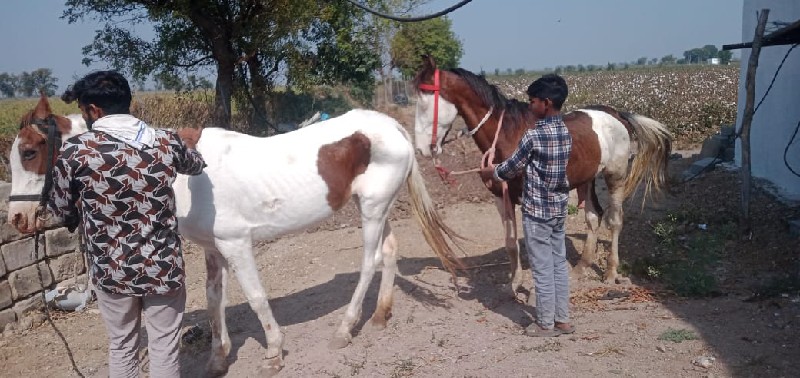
[736,0,800,200]
[0,182,84,332]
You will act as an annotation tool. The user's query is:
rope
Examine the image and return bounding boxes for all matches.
[343,0,473,22]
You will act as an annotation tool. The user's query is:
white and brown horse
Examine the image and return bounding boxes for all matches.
[413,57,671,292]
[7,94,462,374]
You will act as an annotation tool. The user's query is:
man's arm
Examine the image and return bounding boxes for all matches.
[46,146,79,231]
[174,128,206,176]
[494,130,538,181]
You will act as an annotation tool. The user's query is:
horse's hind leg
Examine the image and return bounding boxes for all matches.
[217,238,285,373]
[572,180,602,279]
[330,194,389,349]
[495,197,523,300]
[204,247,232,376]
[603,173,629,284]
[370,220,397,329]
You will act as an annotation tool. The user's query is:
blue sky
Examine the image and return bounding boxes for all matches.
[0,0,744,91]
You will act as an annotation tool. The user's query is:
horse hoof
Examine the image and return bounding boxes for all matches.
[370,315,389,330]
[261,357,284,377]
[328,334,351,349]
[206,361,229,378]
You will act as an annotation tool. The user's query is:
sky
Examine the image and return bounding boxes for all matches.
[0,0,745,91]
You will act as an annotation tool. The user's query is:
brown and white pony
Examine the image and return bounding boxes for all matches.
[413,57,671,292]
[7,94,463,375]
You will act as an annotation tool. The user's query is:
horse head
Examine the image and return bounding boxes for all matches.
[413,55,459,157]
[7,92,86,234]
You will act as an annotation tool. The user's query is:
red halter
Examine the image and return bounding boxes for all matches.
[417,69,441,155]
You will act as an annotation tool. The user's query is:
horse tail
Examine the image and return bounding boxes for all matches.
[621,112,673,203]
[406,156,465,278]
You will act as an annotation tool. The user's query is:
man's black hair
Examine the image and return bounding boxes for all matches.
[526,74,568,110]
[61,70,132,114]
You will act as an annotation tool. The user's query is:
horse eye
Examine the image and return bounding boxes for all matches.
[22,150,37,161]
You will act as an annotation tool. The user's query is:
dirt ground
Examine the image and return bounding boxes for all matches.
[1,106,799,378]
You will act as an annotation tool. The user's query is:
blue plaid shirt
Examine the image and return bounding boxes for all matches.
[494,115,572,221]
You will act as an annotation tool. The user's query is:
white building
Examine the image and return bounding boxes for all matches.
[730,0,800,200]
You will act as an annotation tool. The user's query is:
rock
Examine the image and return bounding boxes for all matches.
[692,356,715,368]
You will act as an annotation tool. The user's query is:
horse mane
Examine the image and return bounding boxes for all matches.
[448,68,534,133]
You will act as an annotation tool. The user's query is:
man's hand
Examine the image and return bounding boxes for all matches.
[177,127,202,149]
[479,165,497,189]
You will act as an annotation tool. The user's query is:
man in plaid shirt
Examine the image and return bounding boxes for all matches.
[480,74,574,337]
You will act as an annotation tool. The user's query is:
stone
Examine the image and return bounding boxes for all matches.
[0,211,24,244]
[0,182,11,213]
[45,227,79,257]
[9,263,53,300]
[12,294,44,318]
[1,236,45,271]
[0,308,15,332]
[0,281,11,310]
[700,134,729,159]
[49,252,86,283]
[0,254,5,278]
[682,157,721,181]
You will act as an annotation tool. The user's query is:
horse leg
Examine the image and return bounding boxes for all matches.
[204,247,232,376]
[572,180,602,279]
[495,197,523,299]
[330,197,389,349]
[370,221,397,330]
[217,238,285,373]
[603,173,629,284]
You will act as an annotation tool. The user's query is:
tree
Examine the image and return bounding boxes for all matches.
[0,73,17,98]
[64,0,382,130]
[717,50,733,65]
[660,54,676,65]
[390,16,463,78]
[636,57,647,65]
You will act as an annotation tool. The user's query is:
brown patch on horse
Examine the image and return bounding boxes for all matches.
[583,104,634,136]
[563,110,602,188]
[317,132,372,211]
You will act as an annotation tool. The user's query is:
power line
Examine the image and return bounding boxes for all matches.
[343,0,473,22]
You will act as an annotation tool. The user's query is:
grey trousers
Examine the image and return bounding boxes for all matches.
[523,215,570,328]
[95,287,186,378]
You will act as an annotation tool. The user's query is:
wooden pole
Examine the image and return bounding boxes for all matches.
[739,9,770,239]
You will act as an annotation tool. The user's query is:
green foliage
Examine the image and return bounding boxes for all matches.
[567,204,579,215]
[63,0,383,130]
[657,328,698,343]
[390,17,463,78]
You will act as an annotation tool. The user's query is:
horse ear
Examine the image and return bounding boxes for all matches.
[420,54,436,70]
[32,91,53,119]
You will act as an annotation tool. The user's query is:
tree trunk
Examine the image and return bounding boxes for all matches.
[213,58,236,129]
[739,9,769,239]
[246,55,272,131]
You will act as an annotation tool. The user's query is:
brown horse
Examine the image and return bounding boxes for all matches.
[413,56,672,294]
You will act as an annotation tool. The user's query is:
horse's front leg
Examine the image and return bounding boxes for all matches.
[370,221,397,330]
[330,212,386,349]
[218,238,285,374]
[204,247,232,376]
[495,197,523,300]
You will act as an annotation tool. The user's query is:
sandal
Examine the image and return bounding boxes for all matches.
[524,324,561,338]
[555,322,576,334]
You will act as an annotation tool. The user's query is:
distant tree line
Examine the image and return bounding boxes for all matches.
[0,69,58,98]
[486,44,736,77]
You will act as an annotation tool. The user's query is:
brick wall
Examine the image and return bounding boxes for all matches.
[0,182,84,332]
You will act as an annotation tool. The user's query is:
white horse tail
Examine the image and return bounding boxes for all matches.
[621,112,673,203]
[406,156,465,278]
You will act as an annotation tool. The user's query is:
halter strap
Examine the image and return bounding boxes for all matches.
[467,107,494,136]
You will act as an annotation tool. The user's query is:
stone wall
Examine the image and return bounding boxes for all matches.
[0,182,84,332]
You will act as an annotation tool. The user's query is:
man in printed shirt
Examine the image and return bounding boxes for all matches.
[480,74,575,338]
[47,71,205,377]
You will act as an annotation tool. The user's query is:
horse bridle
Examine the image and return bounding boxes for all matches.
[8,115,62,208]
